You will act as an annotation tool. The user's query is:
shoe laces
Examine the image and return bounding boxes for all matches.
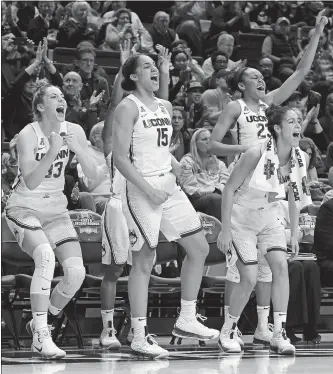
[196,313,207,323]
[235,326,242,338]
[106,327,117,337]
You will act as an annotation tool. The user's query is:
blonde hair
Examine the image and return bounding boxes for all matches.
[190,128,219,173]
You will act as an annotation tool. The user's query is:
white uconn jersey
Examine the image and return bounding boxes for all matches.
[12,121,69,198]
[127,94,173,177]
[230,99,270,147]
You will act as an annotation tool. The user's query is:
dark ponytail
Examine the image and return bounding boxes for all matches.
[121,54,141,91]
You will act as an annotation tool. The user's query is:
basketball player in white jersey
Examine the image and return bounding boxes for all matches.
[209,9,328,350]
[98,43,172,349]
[111,53,219,358]
[218,105,309,355]
[5,80,98,359]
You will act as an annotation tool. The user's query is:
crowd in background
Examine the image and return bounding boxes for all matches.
[1,0,333,341]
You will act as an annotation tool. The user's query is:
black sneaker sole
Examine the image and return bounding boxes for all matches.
[218,338,242,353]
[172,326,218,341]
[269,344,295,355]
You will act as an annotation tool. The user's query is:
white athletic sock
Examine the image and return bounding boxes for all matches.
[32,312,48,332]
[224,306,229,322]
[273,312,287,332]
[48,303,61,316]
[101,309,114,329]
[179,299,196,320]
[131,317,147,341]
[257,306,270,331]
[221,313,239,332]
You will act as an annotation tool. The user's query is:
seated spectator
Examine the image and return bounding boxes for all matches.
[299,138,319,182]
[27,1,59,46]
[1,135,18,194]
[179,128,229,221]
[144,11,178,53]
[208,1,251,40]
[97,8,139,52]
[258,57,282,93]
[312,198,333,287]
[319,93,333,142]
[170,106,191,161]
[202,33,241,77]
[262,17,298,82]
[172,81,204,130]
[170,1,214,56]
[72,43,110,120]
[327,142,333,170]
[62,71,102,137]
[202,51,229,90]
[2,4,24,37]
[16,1,38,35]
[297,28,333,82]
[200,69,231,131]
[77,122,111,215]
[57,1,97,48]
[64,174,96,212]
[297,71,321,114]
[2,41,62,139]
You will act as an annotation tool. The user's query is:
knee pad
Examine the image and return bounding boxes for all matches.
[58,257,86,298]
[31,243,56,295]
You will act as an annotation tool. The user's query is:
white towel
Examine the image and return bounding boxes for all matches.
[249,138,312,208]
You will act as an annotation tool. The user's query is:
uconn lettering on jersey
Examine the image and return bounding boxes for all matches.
[142,117,172,128]
[245,115,267,123]
[35,148,69,162]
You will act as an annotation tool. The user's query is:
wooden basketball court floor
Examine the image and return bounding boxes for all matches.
[2,337,333,374]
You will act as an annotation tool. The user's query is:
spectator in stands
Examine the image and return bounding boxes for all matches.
[313,198,333,287]
[27,1,59,46]
[97,9,139,52]
[64,174,97,212]
[170,106,191,162]
[200,69,231,131]
[16,1,38,34]
[57,1,97,48]
[145,11,178,53]
[74,43,110,120]
[319,93,333,142]
[299,138,319,182]
[2,40,62,139]
[258,57,282,93]
[297,29,333,82]
[1,135,18,194]
[62,71,103,137]
[179,128,229,221]
[262,17,299,82]
[297,71,322,113]
[172,81,204,130]
[202,51,229,90]
[209,1,251,40]
[202,33,241,77]
[169,49,205,102]
[170,1,214,56]
[2,4,23,37]
[77,122,111,215]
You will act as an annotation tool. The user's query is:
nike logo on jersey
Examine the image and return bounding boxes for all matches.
[41,287,50,290]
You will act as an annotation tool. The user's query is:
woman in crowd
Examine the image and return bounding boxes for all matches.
[97,8,139,52]
[179,128,229,221]
[170,106,191,161]
[5,78,98,359]
[299,137,319,182]
[218,105,311,354]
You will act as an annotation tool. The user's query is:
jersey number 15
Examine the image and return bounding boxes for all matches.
[157,128,169,147]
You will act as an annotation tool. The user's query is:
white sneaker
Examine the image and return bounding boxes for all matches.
[172,314,219,341]
[27,319,54,336]
[270,327,295,356]
[32,327,66,360]
[234,326,244,349]
[253,323,274,346]
[100,325,121,349]
[218,324,242,353]
[131,334,169,359]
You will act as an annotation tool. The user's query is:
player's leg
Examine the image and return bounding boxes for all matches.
[100,197,128,349]
[253,254,273,346]
[124,179,169,358]
[5,209,65,359]
[261,220,295,355]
